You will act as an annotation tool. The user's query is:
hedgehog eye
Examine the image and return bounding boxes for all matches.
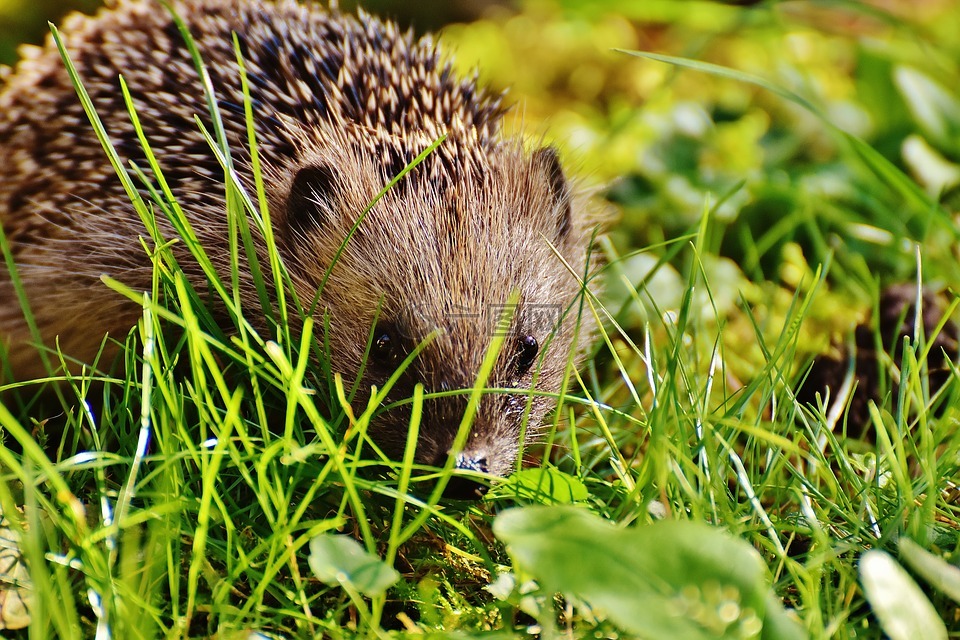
[516,335,539,376]
[371,328,396,364]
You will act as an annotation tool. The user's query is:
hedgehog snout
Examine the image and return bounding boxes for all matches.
[441,451,492,500]
[454,451,489,474]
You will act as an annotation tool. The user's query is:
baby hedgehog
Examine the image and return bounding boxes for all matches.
[0,0,597,479]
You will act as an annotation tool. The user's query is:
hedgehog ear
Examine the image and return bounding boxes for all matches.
[533,146,572,244]
[285,164,337,234]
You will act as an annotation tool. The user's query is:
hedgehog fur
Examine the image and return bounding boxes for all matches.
[0,0,597,479]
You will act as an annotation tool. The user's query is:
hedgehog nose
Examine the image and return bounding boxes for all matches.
[441,453,490,500]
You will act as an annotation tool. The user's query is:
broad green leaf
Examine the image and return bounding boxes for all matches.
[901,134,960,194]
[894,67,960,152]
[491,467,590,504]
[493,506,805,640]
[0,509,31,631]
[860,550,947,640]
[308,534,399,597]
[898,538,960,604]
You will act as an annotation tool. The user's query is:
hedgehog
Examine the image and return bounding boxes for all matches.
[0,0,597,482]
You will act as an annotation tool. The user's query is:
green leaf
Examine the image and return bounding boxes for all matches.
[901,134,960,194]
[894,66,960,153]
[898,538,960,604]
[859,550,947,640]
[493,506,805,640]
[491,467,590,504]
[308,534,399,597]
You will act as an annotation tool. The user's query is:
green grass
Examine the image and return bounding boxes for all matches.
[3,1,960,638]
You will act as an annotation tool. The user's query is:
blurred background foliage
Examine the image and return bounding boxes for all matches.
[2,0,960,376]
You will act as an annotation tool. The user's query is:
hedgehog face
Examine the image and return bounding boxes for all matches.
[275,134,593,481]
[355,287,571,480]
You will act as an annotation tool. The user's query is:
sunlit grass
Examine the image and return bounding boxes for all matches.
[2,1,960,638]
